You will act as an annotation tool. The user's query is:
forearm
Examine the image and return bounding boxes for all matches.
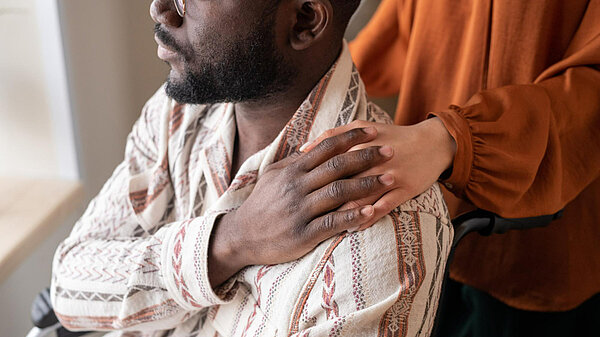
[51,225,186,331]
[52,213,235,330]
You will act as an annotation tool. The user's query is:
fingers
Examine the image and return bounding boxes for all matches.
[300,125,354,153]
[299,127,377,171]
[301,120,373,153]
[373,188,411,214]
[307,174,395,215]
[337,195,380,212]
[354,188,413,231]
[306,205,375,241]
[304,145,394,190]
[267,150,302,171]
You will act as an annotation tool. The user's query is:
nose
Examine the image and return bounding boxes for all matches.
[150,0,183,28]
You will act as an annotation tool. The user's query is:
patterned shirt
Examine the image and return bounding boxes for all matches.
[51,44,453,337]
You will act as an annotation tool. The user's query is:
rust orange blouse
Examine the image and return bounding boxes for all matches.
[350,0,600,311]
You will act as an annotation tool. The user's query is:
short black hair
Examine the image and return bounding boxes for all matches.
[333,0,361,24]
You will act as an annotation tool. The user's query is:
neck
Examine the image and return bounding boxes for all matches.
[231,84,311,175]
[234,88,307,150]
[232,47,340,173]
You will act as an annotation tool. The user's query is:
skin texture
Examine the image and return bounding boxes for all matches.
[303,118,457,230]
[155,4,298,105]
[150,0,455,287]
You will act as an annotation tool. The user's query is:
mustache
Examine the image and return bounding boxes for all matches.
[154,23,184,54]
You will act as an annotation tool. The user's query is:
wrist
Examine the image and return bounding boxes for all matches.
[423,117,457,172]
[208,212,249,286]
[215,212,250,269]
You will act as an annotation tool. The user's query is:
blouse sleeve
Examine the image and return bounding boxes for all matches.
[431,5,600,217]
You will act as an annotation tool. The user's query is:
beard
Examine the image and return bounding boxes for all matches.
[156,16,298,105]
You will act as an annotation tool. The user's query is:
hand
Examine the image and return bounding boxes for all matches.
[208,127,396,286]
[302,117,457,230]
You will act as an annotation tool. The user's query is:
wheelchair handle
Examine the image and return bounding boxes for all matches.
[451,209,564,248]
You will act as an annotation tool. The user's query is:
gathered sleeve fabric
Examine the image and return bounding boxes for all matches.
[432,7,600,217]
[50,89,235,332]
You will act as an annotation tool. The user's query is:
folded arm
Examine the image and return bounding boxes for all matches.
[50,97,235,331]
[51,93,403,331]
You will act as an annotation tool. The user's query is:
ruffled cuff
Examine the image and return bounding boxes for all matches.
[162,212,238,310]
[428,105,474,197]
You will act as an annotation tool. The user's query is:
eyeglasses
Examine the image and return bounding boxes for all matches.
[174,0,186,17]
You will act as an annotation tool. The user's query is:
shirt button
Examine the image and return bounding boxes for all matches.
[444,182,454,190]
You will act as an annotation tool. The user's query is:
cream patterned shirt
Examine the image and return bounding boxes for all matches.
[51,44,453,337]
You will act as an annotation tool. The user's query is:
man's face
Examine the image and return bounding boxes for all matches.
[153,0,298,105]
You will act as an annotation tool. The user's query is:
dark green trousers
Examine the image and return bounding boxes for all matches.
[434,279,600,337]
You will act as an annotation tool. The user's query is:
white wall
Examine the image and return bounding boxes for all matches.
[60,0,169,197]
[0,1,167,335]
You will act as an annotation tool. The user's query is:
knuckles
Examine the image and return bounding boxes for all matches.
[360,176,376,190]
[325,156,343,172]
[317,136,338,152]
[343,128,363,142]
[320,213,336,232]
[281,179,299,196]
[359,147,376,162]
[343,210,357,223]
[327,181,344,199]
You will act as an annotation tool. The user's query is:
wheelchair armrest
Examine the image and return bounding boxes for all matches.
[451,209,563,248]
[31,288,59,330]
[30,288,91,337]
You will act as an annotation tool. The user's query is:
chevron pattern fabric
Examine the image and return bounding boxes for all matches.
[51,43,453,336]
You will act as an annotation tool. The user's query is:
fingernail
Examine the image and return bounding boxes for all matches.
[379,174,395,186]
[299,142,310,152]
[362,127,376,135]
[379,146,393,157]
[360,205,374,216]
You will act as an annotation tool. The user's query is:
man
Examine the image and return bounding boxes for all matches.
[51,0,453,335]
[304,0,600,335]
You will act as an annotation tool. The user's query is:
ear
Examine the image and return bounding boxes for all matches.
[289,0,332,51]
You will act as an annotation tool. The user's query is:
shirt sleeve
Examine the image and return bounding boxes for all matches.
[50,90,236,331]
[431,6,600,218]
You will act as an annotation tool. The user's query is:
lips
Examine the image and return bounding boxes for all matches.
[154,34,179,61]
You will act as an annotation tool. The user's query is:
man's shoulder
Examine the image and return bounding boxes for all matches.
[398,183,450,226]
[365,101,394,125]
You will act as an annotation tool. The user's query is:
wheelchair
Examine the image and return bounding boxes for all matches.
[27,209,563,337]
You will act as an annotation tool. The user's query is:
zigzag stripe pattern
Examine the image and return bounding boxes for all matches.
[57,236,163,283]
[52,46,452,336]
[55,285,167,302]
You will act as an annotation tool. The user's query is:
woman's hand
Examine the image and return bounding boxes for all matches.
[302,117,457,230]
[208,127,397,286]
